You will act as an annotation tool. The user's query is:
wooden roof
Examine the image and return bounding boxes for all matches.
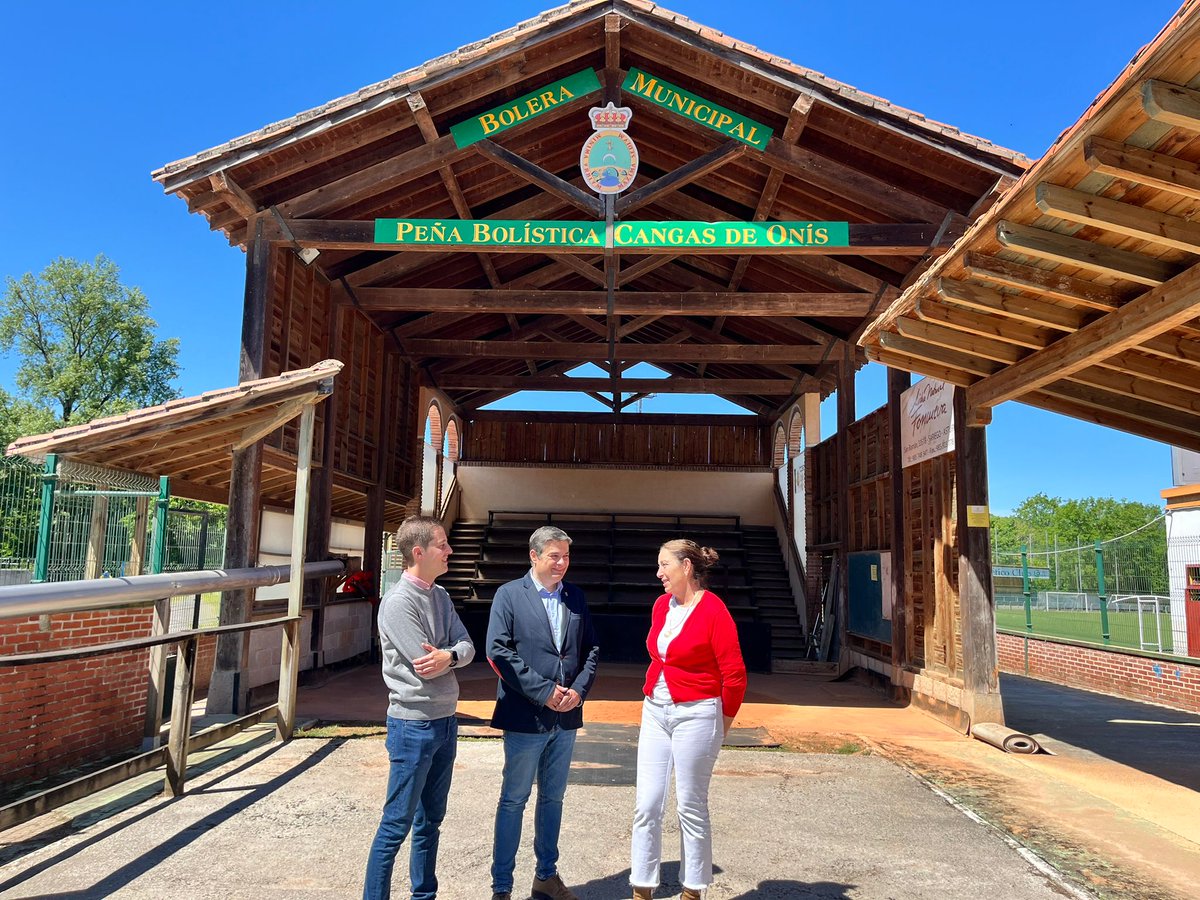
[861,3,1200,453]
[154,0,1027,417]
[5,361,341,507]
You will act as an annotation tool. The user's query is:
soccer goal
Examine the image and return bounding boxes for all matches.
[1043,591,1091,611]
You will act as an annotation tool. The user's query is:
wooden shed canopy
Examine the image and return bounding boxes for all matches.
[154,0,1027,418]
[861,3,1200,453]
[5,361,341,509]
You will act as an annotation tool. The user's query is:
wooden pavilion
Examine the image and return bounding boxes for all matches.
[153,0,1029,722]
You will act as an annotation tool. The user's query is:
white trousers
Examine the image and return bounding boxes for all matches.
[630,696,723,891]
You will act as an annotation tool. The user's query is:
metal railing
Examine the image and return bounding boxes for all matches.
[0,559,345,832]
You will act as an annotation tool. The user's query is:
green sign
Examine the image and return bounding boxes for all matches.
[622,68,773,149]
[373,219,848,249]
[449,68,602,147]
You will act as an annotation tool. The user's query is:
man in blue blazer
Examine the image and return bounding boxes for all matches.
[487,525,600,900]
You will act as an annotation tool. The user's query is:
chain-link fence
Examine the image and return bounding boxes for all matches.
[994,516,1189,655]
[1,455,226,628]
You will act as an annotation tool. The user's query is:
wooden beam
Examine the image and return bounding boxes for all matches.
[615,140,747,215]
[937,278,1086,332]
[1035,182,1200,254]
[468,409,760,426]
[953,386,1003,725]
[618,255,676,287]
[896,317,1024,365]
[1084,135,1200,201]
[605,13,622,86]
[210,172,258,219]
[864,345,976,388]
[1025,387,1200,453]
[880,332,1001,378]
[554,254,608,286]
[400,339,829,363]
[474,139,604,217]
[730,94,815,292]
[435,375,807,393]
[407,92,502,289]
[995,220,1179,286]
[1143,79,1200,131]
[962,252,1123,311]
[762,138,955,224]
[965,260,1200,420]
[352,288,877,316]
[917,297,1060,349]
[279,135,472,218]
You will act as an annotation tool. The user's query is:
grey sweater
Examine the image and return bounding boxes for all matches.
[378,575,475,720]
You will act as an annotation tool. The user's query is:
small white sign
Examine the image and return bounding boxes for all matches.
[1172,446,1200,487]
[900,377,956,468]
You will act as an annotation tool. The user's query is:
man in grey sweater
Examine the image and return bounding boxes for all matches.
[363,516,474,900]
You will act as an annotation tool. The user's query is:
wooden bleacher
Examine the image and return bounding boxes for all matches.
[441,512,806,670]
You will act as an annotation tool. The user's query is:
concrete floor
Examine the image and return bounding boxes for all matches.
[1,662,1197,899]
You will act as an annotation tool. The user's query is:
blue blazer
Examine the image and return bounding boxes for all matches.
[487,573,600,733]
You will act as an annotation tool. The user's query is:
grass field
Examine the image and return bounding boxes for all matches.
[995,606,1177,653]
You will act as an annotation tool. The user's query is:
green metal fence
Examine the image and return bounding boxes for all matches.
[0,455,225,620]
[993,516,1187,656]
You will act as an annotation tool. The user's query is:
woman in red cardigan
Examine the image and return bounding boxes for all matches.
[630,539,747,900]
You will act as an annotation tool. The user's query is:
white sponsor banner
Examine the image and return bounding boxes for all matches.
[1172,446,1200,487]
[900,377,956,468]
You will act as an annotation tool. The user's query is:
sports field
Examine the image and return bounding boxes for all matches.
[995,607,1177,653]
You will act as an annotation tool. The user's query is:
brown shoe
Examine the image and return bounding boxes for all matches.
[681,889,702,900]
[532,873,578,900]
[632,887,653,900]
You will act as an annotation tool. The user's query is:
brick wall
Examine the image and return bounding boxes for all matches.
[997,631,1200,714]
[0,607,154,788]
[194,633,217,697]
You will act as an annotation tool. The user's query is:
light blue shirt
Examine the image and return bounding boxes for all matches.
[530,570,563,649]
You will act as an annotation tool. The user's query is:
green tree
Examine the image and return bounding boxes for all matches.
[991,492,1167,594]
[1,255,180,427]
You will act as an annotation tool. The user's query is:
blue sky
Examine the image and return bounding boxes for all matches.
[0,0,1185,513]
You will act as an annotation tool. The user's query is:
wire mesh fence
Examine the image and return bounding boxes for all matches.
[0,455,226,629]
[993,516,1194,656]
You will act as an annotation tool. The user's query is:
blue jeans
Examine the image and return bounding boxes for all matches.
[491,727,578,892]
[363,715,458,900]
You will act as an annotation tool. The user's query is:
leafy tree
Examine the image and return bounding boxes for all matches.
[990,492,1167,594]
[1,255,180,427]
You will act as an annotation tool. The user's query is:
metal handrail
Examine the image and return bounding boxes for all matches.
[0,558,346,831]
[0,561,346,620]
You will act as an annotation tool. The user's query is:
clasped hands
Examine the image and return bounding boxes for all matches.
[545,684,581,712]
[413,642,453,677]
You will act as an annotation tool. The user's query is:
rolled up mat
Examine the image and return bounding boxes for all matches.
[971,722,1041,754]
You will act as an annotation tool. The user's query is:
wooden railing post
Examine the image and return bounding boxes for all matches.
[164,636,197,797]
[277,401,317,740]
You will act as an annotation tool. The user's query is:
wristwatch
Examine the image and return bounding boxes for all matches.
[448,649,459,668]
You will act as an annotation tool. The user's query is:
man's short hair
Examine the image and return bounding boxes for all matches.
[529,525,572,555]
[396,516,444,567]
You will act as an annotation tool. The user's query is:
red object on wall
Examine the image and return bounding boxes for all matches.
[1186,564,1200,657]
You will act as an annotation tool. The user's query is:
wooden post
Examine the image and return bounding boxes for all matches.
[164,636,198,797]
[835,348,855,666]
[887,368,911,691]
[954,387,1004,726]
[277,401,317,740]
[209,220,269,716]
[128,497,150,575]
[304,298,341,609]
[802,392,821,447]
[84,493,109,580]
